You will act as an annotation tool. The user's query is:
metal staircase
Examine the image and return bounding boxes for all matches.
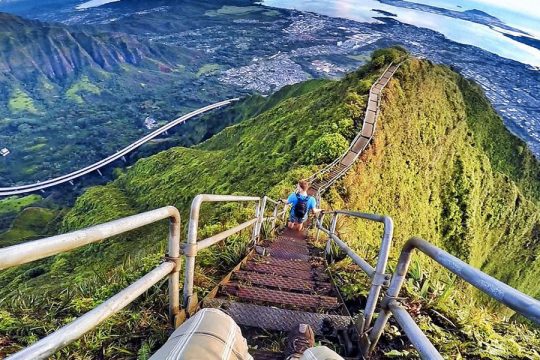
[2,195,539,359]
[308,63,400,199]
[202,226,351,359]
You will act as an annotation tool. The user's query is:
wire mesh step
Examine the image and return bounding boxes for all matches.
[250,256,313,271]
[266,248,310,261]
[221,283,341,311]
[203,299,351,336]
[233,270,332,294]
[243,262,328,282]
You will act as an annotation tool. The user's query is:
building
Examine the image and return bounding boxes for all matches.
[0,148,10,157]
[144,116,158,130]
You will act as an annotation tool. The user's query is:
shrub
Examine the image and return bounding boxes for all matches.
[306,133,349,164]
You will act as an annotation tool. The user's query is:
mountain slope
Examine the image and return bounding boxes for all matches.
[0,13,239,187]
[1,49,539,358]
[0,12,190,83]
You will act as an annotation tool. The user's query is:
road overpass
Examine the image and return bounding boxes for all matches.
[0,99,239,197]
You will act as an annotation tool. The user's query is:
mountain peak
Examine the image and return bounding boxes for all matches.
[462,8,499,21]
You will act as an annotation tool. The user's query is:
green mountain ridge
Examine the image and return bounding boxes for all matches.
[1,48,539,358]
[0,12,241,186]
[0,12,193,84]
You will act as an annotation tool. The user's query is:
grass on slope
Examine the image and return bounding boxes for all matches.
[0,195,42,216]
[3,48,539,358]
[65,76,101,104]
[325,58,540,358]
[0,207,57,247]
[8,88,38,114]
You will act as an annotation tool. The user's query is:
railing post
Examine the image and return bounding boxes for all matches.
[325,213,338,258]
[315,212,326,243]
[272,205,278,230]
[252,197,265,243]
[183,196,202,314]
[360,216,393,346]
[167,209,182,328]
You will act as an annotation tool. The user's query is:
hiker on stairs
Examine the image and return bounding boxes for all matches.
[283,180,321,231]
[150,308,345,360]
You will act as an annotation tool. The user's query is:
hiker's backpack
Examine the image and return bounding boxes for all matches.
[294,194,309,218]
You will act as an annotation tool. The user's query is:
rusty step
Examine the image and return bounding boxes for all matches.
[243,262,329,282]
[267,244,309,255]
[268,239,307,249]
[251,256,312,271]
[204,299,351,336]
[243,262,312,280]
[266,248,310,261]
[273,235,307,243]
[221,283,341,311]
[233,270,332,294]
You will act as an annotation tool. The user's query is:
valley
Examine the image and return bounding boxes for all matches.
[0,0,539,191]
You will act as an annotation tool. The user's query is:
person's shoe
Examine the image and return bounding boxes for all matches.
[284,323,315,359]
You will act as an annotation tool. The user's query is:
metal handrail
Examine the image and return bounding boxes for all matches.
[1,206,181,360]
[367,237,540,359]
[181,194,283,311]
[316,210,393,338]
[1,194,287,359]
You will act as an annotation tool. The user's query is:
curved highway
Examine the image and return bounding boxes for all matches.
[0,99,239,197]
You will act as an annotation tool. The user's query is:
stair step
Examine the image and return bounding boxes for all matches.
[251,256,312,271]
[204,299,351,336]
[221,283,341,311]
[268,238,309,248]
[273,235,307,243]
[233,270,332,294]
[243,262,313,280]
[251,350,284,360]
[267,248,310,261]
[267,244,309,256]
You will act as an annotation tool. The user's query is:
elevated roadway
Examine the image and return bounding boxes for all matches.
[0,99,238,197]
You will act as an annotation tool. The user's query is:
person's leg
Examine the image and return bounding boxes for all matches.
[299,346,344,360]
[289,214,302,230]
[297,216,308,231]
[150,308,253,360]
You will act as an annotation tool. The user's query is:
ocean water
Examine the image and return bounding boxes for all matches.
[260,0,540,67]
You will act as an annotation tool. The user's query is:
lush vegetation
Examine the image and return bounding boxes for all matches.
[324,56,540,358]
[0,195,42,216]
[0,49,384,358]
[1,48,539,358]
[0,12,243,187]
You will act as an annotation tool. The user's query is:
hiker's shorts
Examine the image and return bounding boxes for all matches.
[150,308,345,360]
[289,213,308,224]
[150,308,253,360]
